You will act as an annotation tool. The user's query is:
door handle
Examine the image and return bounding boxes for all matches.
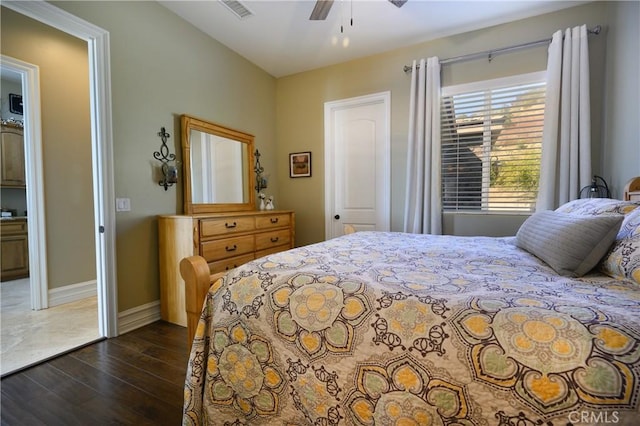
[334,214,340,220]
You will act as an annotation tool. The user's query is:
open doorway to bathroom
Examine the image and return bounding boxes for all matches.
[0,9,102,376]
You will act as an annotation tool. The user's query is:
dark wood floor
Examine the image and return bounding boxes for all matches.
[1,321,190,426]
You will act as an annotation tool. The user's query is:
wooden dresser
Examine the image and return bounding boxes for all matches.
[158,210,295,326]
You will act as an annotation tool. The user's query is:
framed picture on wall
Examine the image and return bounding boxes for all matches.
[9,94,23,115]
[289,151,311,178]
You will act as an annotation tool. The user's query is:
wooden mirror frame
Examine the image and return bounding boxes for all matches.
[181,114,256,214]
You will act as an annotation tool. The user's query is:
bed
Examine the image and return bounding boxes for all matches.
[181,177,640,425]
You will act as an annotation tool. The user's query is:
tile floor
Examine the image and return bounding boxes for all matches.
[1,278,100,376]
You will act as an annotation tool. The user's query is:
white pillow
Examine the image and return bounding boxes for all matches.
[555,198,639,216]
[516,210,623,277]
[600,208,640,284]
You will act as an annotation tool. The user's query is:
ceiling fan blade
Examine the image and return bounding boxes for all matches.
[310,0,334,20]
[389,0,407,7]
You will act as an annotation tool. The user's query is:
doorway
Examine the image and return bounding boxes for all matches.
[1,55,104,375]
[1,0,117,368]
[324,92,391,239]
[1,56,48,311]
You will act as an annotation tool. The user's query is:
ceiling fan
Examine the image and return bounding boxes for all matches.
[309,0,407,21]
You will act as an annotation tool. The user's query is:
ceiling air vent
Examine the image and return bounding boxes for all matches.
[220,0,254,19]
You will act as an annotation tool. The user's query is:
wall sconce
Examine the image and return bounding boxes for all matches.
[154,126,178,191]
[579,175,611,199]
[254,149,268,193]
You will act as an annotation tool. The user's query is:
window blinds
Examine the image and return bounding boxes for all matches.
[441,72,546,213]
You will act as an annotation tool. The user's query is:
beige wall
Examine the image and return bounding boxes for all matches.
[277,1,638,245]
[1,7,96,289]
[52,1,278,311]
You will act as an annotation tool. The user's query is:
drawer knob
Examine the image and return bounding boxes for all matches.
[271,237,279,243]
[226,244,237,252]
[225,222,237,229]
[270,218,279,224]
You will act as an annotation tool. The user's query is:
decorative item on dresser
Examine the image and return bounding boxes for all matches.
[158,114,294,331]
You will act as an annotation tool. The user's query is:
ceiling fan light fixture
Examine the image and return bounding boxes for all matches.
[310,0,406,21]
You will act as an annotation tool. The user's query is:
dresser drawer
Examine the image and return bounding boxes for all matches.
[200,235,255,262]
[256,229,290,251]
[209,253,255,275]
[256,213,291,230]
[200,216,255,237]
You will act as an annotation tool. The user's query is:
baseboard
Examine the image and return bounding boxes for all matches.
[117,300,161,335]
[48,280,97,307]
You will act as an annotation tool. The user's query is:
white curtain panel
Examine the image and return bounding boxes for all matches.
[403,57,442,234]
[537,25,592,210]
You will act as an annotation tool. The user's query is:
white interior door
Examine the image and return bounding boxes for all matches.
[325,92,390,239]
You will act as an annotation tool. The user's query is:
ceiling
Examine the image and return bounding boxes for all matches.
[159,0,587,78]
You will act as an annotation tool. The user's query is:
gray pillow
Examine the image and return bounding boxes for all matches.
[516,210,623,277]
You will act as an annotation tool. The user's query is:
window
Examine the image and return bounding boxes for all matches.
[441,72,546,213]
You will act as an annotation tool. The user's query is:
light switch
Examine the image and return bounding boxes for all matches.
[116,198,131,212]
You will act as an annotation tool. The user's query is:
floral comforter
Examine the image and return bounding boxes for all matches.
[183,232,640,425]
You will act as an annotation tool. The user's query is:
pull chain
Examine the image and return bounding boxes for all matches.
[350,0,353,27]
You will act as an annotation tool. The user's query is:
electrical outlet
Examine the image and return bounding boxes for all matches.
[116,198,131,212]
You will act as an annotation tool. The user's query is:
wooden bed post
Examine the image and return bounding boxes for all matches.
[179,256,221,347]
[624,177,640,201]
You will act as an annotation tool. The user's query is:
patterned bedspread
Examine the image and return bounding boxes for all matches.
[183,232,640,425]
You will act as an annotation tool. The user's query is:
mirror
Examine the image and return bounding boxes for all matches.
[181,114,256,214]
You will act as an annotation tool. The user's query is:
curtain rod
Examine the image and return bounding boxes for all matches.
[403,25,601,73]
